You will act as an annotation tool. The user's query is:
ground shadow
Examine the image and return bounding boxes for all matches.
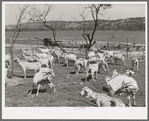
[68,98,97,107]
[70,71,85,75]
[81,76,92,82]
[28,88,47,95]
[13,75,34,78]
[102,86,109,93]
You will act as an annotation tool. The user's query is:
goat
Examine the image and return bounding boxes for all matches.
[75,58,87,75]
[85,62,99,82]
[111,70,120,78]
[34,53,48,59]
[51,49,64,64]
[88,52,110,75]
[80,86,125,107]
[37,58,50,68]
[14,58,41,79]
[97,57,110,75]
[105,75,139,107]
[21,53,37,62]
[47,54,54,69]
[113,53,126,66]
[64,53,77,67]
[20,49,33,56]
[38,48,49,54]
[88,51,96,59]
[29,67,55,95]
[131,58,139,71]
[123,69,135,77]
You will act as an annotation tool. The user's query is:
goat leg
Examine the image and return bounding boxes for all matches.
[24,70,26,79]
[122,59,126,66]
[132,94,136,106]
[36,84,42,96]
[85,72,89,82]
[127,95,132,107]
[92,72,96,82]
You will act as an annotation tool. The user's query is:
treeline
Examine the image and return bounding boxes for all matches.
[6,17,145,32]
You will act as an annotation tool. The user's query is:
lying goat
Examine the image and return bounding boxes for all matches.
[80,86,125,107]
[105,75,139,107]
[14,58,41,79]
[28,67,55,95]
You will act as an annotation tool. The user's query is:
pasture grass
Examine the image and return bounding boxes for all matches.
[5,49,146,107]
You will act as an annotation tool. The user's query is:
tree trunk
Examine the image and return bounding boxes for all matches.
[9,46,13,78]
[85,48,90,59]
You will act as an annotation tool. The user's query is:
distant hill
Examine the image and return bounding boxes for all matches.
[5,17,145,31]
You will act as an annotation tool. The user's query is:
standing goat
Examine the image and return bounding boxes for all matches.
[75,58,88,75]
[29,67,55,95]
[64,53,77,67]
[131,58,139,71]
[14,58,41,79]
[105,75,139,107]
[85,61,99,82]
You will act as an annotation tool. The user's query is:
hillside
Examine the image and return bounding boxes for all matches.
[5,17,145,31]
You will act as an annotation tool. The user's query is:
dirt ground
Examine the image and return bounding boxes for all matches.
[5,53,146,107]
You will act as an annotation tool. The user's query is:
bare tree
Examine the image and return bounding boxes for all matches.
[9,4,34,77]
[79,4,112,58]
[31,4,66,52]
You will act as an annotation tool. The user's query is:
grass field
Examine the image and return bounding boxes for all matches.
[5,48,146,107]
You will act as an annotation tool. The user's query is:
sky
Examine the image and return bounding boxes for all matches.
[4,2,146,25]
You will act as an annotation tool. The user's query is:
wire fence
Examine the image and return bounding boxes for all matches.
[5,37,145,59]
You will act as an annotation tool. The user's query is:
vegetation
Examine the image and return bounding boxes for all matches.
[6,17,145,32]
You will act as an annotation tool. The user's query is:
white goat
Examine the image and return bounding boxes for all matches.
[21,49,33,56]
[34,53,48,59]
[111,70,120,78]
[14,58,41,79]
[38,48,49,54]
[37,59,50,68]
[113,53,126,66]
[47,54,54,69]
[88,51,96,59]
[105,75,139,107]
[75,58,87,75]
[29,68,55,95]
[52,49,64,64]
[81,86,125,107]
[97,57,110,75]
[85,62,99,82]
[64,53,77,67]
[21,53,37,62]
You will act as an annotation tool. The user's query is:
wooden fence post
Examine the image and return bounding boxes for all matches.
[126,37,128,58]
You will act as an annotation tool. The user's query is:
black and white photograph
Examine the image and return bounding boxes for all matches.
[2,1,148,119]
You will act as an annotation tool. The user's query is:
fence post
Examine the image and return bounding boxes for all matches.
[141,43,144,60]
[126,37,128,58]
[72,40,73,53]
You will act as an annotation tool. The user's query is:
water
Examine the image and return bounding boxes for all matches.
[5,30,145,44]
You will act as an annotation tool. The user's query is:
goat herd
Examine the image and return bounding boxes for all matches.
[5,47,140,107]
